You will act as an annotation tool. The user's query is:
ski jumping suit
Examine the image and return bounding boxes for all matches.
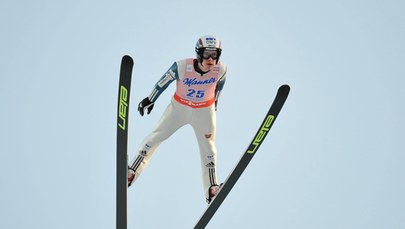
[129,58,227,200]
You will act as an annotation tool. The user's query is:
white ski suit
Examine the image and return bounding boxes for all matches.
[129,58,227,200]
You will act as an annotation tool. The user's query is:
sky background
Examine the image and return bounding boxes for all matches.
[1,0,404,228]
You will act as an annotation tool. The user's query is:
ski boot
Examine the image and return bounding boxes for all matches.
[128,167,135,187]
[207,183,223,204]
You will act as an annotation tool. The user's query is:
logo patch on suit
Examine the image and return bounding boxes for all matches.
[186,65,193,72]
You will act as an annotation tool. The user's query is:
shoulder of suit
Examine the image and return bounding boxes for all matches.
[217,61,226,69]
[214,61,227,75]
[175,58,193,67]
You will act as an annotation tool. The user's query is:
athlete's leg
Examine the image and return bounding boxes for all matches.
[128,100,191,186]
[191,105,219,200]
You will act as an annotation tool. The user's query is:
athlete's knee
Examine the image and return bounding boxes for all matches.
[204,153,216,164]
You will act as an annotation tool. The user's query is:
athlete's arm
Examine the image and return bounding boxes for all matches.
[148,62,179,103]
[214,65,227,110]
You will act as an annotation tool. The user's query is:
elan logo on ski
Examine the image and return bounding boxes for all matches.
[118,85,129,130]
[247,114,275,154]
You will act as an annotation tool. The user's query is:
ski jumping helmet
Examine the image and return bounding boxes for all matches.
[195,35,222,64]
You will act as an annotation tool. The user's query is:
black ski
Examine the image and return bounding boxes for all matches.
[116,55,134,229]
[194,84,290,229]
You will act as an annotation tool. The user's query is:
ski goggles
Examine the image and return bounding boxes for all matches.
[202,50,218,59]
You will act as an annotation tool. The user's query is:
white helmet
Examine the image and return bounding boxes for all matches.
[195,35,222,63]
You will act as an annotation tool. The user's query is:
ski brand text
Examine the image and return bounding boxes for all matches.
[247,115,275,154]
[118,85,128,130]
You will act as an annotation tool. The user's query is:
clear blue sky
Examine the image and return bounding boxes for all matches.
[1,0,404,228]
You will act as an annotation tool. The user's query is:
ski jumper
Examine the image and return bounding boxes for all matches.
[129,58,227,200]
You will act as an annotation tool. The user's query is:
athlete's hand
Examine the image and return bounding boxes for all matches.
[138,97,154,116]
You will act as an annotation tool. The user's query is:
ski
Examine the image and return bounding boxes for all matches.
[116,55,134,229]
[194,84,290,229]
